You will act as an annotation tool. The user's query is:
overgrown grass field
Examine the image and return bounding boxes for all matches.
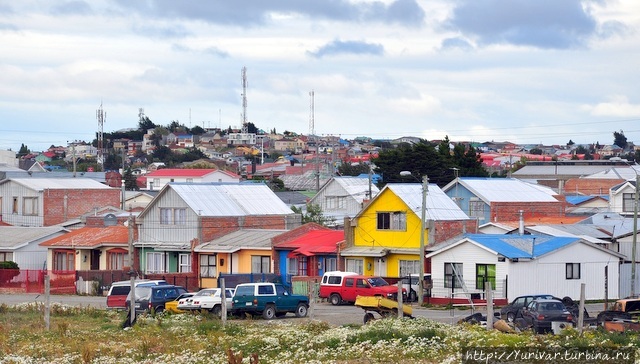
[0,302,639,363]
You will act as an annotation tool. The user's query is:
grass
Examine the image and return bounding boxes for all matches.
[0,302,639,363]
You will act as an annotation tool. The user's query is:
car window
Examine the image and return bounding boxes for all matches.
[276,285,287,296]
[235,285,254,296]
[132,287,151,300]
[513,297,525,306]
[225,289,234,298]
[110,286,131,295]
[367,277,389,287]
[327,276,341,284]
[258,285,275,295]
[356,279,368,288]
[345,278,354,287]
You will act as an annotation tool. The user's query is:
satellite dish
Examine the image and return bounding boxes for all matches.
[104,213,117,226]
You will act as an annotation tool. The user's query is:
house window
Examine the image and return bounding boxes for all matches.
[251,255,270,273]
[53,250,74,271]
[444,262,463,288]
[399,260,420,276]
[327,196,346,210]
[476,264,496,290]
[345,258,364,274]
[153,178,160,187]
[22,197,38,216]
[469,200,484,218]
[186,178,193,183]
[377,211,406,231]
[297,256,308,276]
[566,263,580,279]
[200,254,217,277]
[0,251,12,262]
[12,197,18,214]
[159,208,186,225]
[107,249,128,270]
[623,193,636,213]
[146,252,165,273]
[287,257,298,276]
[324,257,337,272]
[178,254,191,273]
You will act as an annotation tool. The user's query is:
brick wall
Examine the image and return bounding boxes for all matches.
[43,189,121,226]
[490,201,564,222]
[432,220,478,244]
[200,215,291,242]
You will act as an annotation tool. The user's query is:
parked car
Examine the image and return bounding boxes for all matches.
[500,294,556,322]
[319,274,405,306]
[125,285,188,314]
[165,292,194,314]
[231,282,309,319]
[596,297,640,324]
[519,298,573,334]
[401,274,432,302]
[177,288,235,316]
[106,279,169,310]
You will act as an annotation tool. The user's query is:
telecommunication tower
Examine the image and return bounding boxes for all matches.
[309,90,315,137]
[241,66,248,134]
[96,102,106,165]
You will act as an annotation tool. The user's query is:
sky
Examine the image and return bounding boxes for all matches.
[1,0,640,152]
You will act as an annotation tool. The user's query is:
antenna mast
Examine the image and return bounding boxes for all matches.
[241,66,248,134]
[96,102,106,166]
[309,90,315,137]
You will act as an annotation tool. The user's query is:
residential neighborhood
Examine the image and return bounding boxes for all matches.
[1,131,640,308]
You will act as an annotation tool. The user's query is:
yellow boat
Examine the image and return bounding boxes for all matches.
[355,295,413,323]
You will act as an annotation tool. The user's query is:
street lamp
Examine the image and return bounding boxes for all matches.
[630,164,639,297]
[400,171,429,306]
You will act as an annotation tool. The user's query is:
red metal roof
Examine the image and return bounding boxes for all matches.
[276,230,343,257]
[39,226,129,248]
[146,169,216,177]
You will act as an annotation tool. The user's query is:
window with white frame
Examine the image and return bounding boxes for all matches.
[476,264,496,290]
[0,251,13,262]
[566,263,580,279]
[159,208,187,225]
[345,258,364,274]
[287,257,298,276]
[469,199,484,218]
[623,193,636,213]
[327,196,346,210]
[146,252,165,273]
[107,249,127,270]
[200,254,217,277]
[179,254,191,273]
[251,255,270,273]
[399,260,420,277]
[377,211,406,231]
[53,250,74,271]
[324,257,337,272]
[444,262,463,288]
[23,197,38,216]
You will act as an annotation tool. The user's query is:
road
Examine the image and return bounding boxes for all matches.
[0,293,605,326]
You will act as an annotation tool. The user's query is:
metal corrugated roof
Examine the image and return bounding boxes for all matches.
[459,178,558,203]
[170,183,296,216]
[195,229,287,253]
[6,178,113,190]
[333,177,380,202]
[0,226,67,249]
[385,183,470,221]
[466,234,580,259]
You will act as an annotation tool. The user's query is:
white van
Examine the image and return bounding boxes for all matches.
[401,274,432,302]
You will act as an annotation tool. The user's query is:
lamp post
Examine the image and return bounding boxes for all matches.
[400,171,428,306]
[631,166,639,297]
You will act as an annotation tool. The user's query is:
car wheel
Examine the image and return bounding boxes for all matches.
[262,304,276,320]
[364,313,375,324]
[506,312,515,323]
[330,293,342,306]
[295,303,308,318]
[409,290,417,302]
[211,305,222,317]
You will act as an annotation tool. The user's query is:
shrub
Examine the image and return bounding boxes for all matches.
[0,261,19,284]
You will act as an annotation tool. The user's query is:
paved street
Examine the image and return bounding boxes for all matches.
[0,293,606,327]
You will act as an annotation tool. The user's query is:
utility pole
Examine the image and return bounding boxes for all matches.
[631,172,639,297]
[418,175,429,306]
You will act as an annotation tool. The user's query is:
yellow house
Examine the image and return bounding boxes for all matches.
[342,183,472,278]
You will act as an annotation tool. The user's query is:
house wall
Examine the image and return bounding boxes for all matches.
[507,245,620,301]
[610,183,636,216]
[429,242,508,300]
[137,190,199,243]
[490,201,564,222]
[444,184,490,223]
[310,180,367,220]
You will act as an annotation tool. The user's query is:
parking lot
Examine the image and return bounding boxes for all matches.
[0,293,607,327]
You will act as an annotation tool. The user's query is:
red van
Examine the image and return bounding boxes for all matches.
[319,275,405,305]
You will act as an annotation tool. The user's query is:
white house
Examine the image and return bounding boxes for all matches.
[425,234,624,304]
[144,168,241,190]
[609,179,638,216]
[307,176,379,226]
[0,226,67,270]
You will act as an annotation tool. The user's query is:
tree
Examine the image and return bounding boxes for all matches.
[291,204,335,226]
[567,140,575,146]
[123,167,139,191]
[138,116,156,132]
[337,162,371,176]
[614,130,628,149]
[529,148,543,155]
[190,125,205,135]
[18,144,30,157]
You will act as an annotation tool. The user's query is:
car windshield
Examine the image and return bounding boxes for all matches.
[126,287,152,301]
[367,277,389,287]
[540,302,564,311]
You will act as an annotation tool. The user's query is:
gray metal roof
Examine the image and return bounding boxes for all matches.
[3,178,112,190]
[0,226,67,249]
[512,164,617,177]
[195,229,287,253]
[525,225,612,243]
[170,183,296,217]
[385,183,470,221]
[454,178,559,203]
[583,166,640,180]
[333,177,380,202]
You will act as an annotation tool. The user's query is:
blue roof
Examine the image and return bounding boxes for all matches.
[464,234,580,259]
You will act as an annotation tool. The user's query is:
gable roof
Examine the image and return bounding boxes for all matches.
[322,176,380,202]
[145,169,217,177]
[194,229,287,253]
[274,230,344,256]
[379,183,470,221]
[39,226,129,248]
[1,178,113,190]
[146,182,296,217]
[0,226,68,249]
[426,233,624,260]
[442,178,559,204]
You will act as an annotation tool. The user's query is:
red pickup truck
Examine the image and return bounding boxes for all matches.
[319,275,405,305]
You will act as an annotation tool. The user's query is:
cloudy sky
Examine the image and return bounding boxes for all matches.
[1,0,640,152]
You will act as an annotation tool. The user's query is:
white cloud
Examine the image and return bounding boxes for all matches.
[582,95,640,117]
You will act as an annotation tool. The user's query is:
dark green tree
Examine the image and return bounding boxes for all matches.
[138,116,156,132]
[291,204,335,226]
[18,144,30,157]
[337,162,371,176]
[123,167,139,191]
[529,148,543,155]
[614,130,628,149]
[190,125,205,135]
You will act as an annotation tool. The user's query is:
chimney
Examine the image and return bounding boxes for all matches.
[518,210,524,235]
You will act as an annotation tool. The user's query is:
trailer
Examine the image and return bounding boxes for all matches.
[355,295,413,324]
